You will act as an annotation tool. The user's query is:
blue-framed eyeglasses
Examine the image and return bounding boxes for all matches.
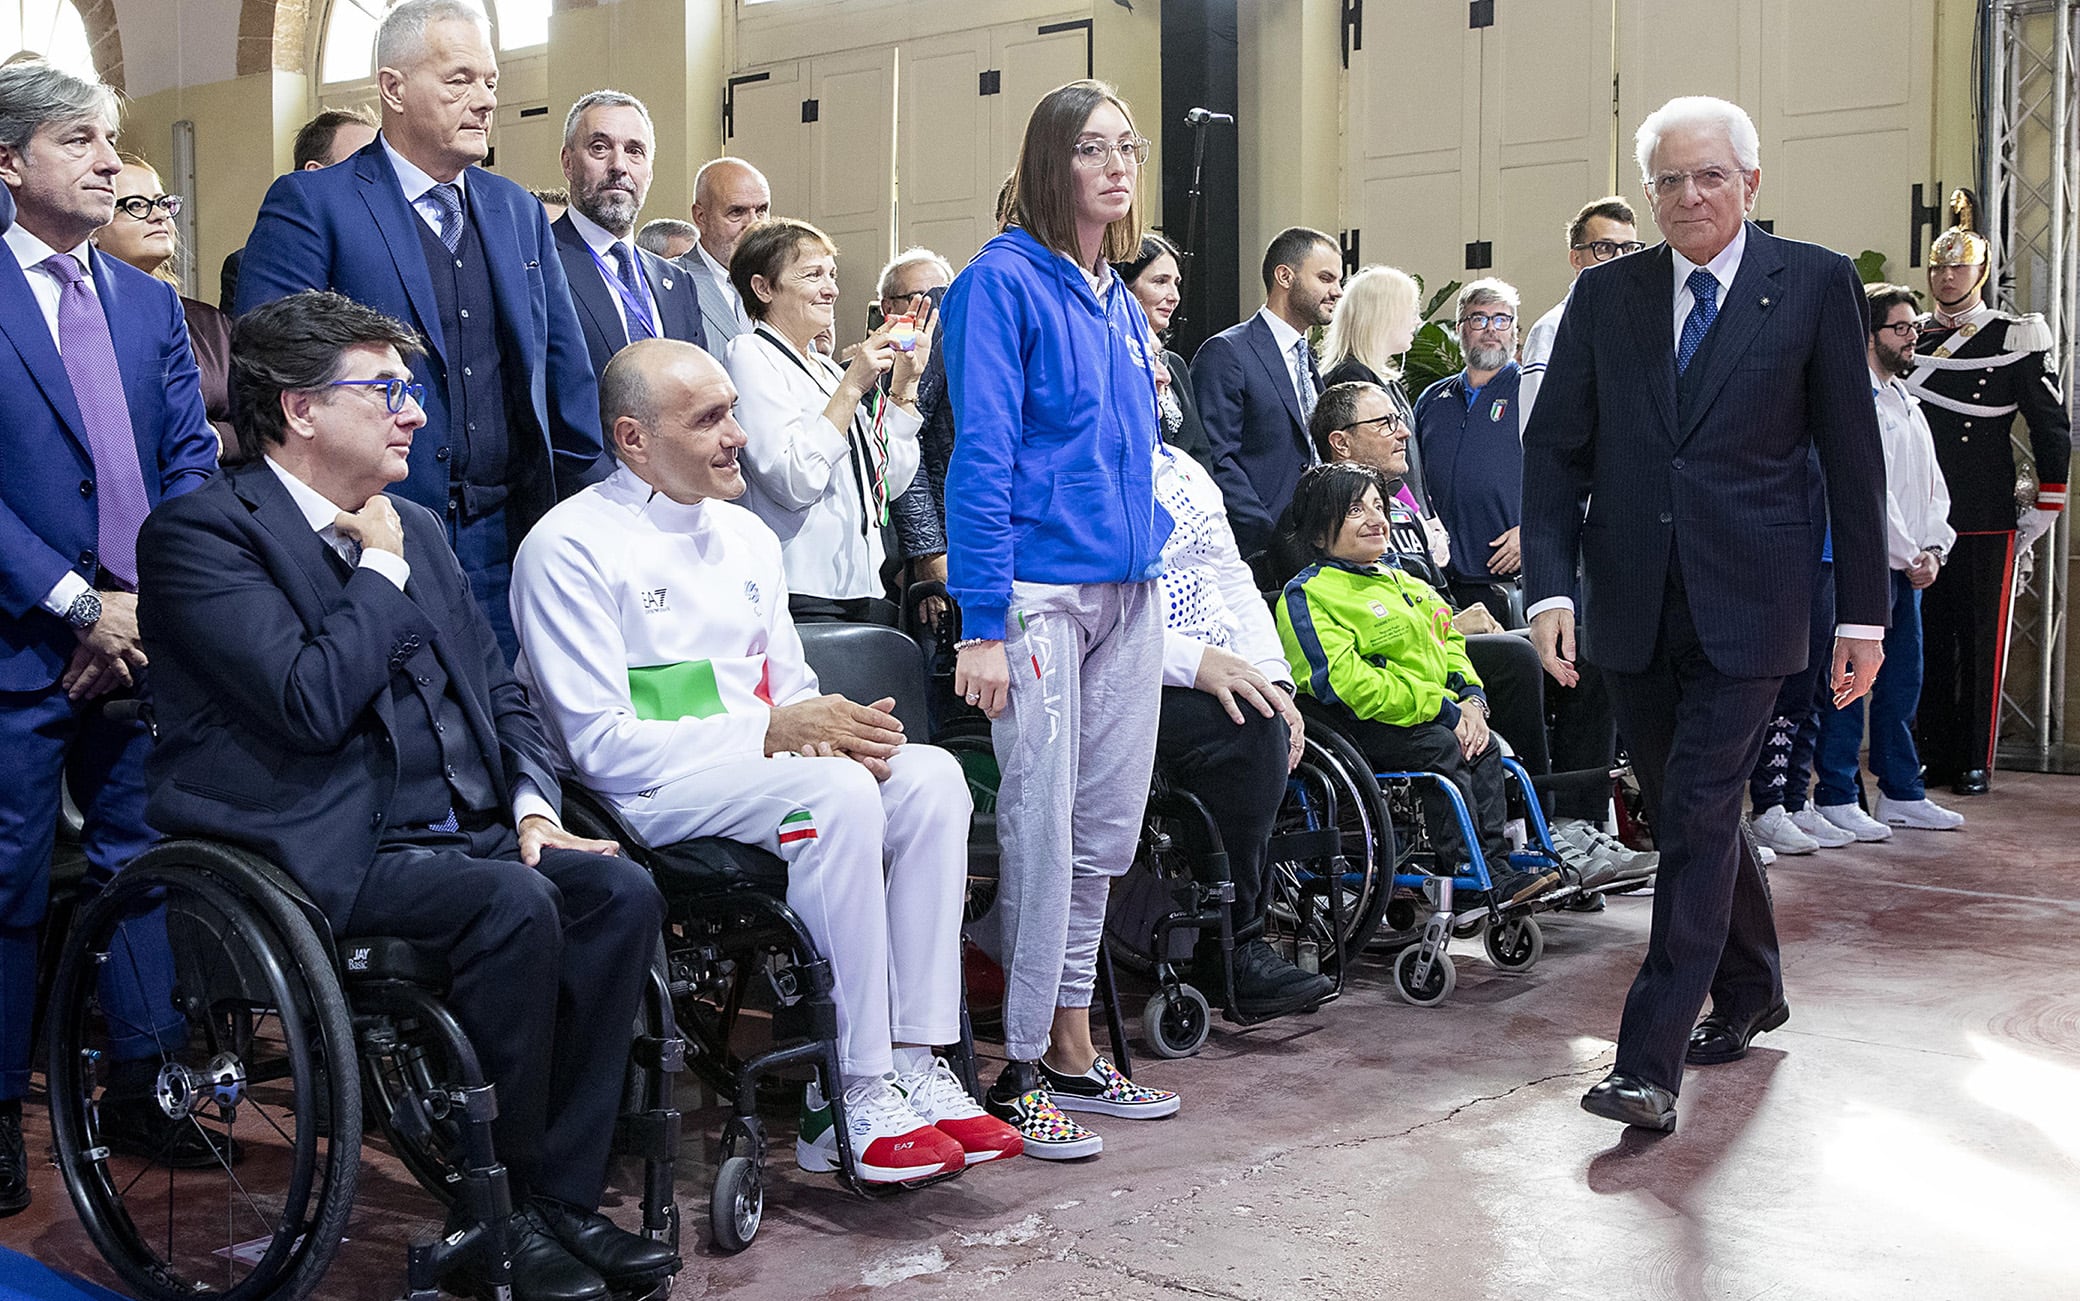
[329,378,426,414]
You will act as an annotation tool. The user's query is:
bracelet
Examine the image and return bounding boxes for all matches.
[954,637,998,652]
[1461,695,1489,716]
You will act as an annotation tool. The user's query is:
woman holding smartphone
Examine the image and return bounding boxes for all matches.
[942,80,1177,1160]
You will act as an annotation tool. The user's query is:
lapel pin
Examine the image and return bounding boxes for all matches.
[1759,296,1771,308]
[663,277,674,289]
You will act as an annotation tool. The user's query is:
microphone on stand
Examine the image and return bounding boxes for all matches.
[1185,107,1235,126]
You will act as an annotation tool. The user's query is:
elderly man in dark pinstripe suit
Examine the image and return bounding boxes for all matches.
[1521,96,1889,1132]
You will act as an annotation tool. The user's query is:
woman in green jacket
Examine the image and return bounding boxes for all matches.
[1277,464,1558,906]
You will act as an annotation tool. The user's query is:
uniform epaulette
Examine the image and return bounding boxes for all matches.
[2005,311,2055,352]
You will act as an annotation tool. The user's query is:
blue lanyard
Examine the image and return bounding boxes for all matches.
[587,242,658,338]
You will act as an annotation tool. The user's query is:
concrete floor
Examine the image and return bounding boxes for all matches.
[6,771,2080,1300]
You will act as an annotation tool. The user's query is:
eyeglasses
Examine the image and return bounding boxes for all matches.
[1875,321,1920,341]
[1649,166,1743,199]
[1571,239,1646,262]
[329,377,426,414]
[1349,411,1407,435]
[1458,312,1515,331]
[1071,136,1151,169]
[113,194,182,221]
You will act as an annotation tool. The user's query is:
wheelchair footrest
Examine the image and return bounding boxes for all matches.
[613,1108,681,1159]
[1269,828,1341,862]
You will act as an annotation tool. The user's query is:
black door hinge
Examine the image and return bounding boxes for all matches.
[1470,0,1495,29]
[1340,229,1362,278]
[801,99,820,124]
[1465,240,1492,271]
[980,69,1002,96]
[1342,0,1363,67]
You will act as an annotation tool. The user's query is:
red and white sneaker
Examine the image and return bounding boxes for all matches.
[795,1074,963,1183]
[896,1058,1023,1165]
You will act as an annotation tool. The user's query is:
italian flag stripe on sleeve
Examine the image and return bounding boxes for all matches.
[777,808,818,845]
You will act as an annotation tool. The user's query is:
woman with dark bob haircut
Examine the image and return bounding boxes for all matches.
[943,79,1180,1159]
[1277,463,1560,909]
[1118,232,1212,468]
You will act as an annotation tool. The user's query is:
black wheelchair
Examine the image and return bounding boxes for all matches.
[43,835,683,1301]
[556,619,979,1255]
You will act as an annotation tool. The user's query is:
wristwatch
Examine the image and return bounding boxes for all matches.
[63,589,102,630]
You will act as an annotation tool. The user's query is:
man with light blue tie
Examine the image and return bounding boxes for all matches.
[0,59,224,1216]
[236,0,608,659]
[550,90,708,380]
[1523,96,1889,1133]
[1192,226,1343,558]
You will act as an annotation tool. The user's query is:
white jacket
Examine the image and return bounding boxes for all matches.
[725,325,921,602]
[510,466,820,798]
[1155,444,1291,689]
[1873,375,1957,569]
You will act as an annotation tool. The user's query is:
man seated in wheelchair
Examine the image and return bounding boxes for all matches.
[1148,442,1333,1015]
[509,338,1022,1182]
[1275,464,1559,908]
[137,292,681,1301]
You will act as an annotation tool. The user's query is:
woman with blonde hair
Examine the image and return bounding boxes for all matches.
[92,155,237,459]
[1320,264,1440,557]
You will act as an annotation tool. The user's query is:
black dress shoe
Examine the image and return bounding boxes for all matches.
[1581,1072,1677,1132]
[532,1197,681,1292]
[0,1104,29,1217]
[98,1094,242,1170]
[442,1205,610,1301]
[1686,1000,1790,1065]
[1953,769,1990,796]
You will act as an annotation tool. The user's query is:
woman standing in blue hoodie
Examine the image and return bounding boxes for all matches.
[942,80,1178,1159]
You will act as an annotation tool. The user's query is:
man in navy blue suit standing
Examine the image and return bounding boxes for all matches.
[1522,96,1889,1132]
[237,0,608,658]
[0,60,223,1216]
[1193,226,1344,558]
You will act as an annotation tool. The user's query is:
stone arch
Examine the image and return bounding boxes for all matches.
[74,0,123,93]
[238,0,309,76]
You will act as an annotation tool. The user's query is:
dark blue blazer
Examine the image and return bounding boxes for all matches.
[549,212,706,376]
[0,241,218,691]
[137,462,564,927]
[1192,313,1318,556]
[234,139,608,538]
[1520,224,1888,678]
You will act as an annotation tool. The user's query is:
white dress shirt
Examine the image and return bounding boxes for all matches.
[695,240,753,333]
[566,204,657,340]
[1519,293,1568,422]
[382,135,467,239]
[1255,305,1314,412]
[9,222,107,618]
[724,326,922,602]
[265,456,558,827]
[1871,374,1957,569]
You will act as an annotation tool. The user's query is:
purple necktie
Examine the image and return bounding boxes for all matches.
[43,254,149,588]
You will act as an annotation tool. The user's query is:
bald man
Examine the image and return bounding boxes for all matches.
[509,340,1019,1181]
[673,158,771,347]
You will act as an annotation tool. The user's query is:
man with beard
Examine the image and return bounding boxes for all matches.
[551,90,708,379]
[1807,285,1963,837]
[1905,190,2070,796]
[1413,279,1527,622]
[1193,226,1343,556]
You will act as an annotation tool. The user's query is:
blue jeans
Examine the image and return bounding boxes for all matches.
[1814,570,1925,806]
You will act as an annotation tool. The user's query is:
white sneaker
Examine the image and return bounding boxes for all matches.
[1816,802,1892,842]
[1873,795,1966,831]
[796,1074,964,1182]
[1750,806,1819,855]
[1789,806,1856,848]
[895,1058,1024,1164]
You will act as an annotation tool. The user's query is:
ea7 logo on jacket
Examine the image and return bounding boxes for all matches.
[641,588,669,613]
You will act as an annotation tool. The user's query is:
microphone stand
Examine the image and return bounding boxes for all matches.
[1179,111,1213,342]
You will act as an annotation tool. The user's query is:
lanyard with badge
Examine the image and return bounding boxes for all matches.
[752,326,889,532]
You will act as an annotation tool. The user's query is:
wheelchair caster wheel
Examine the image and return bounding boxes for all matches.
[710,1154,763,1254]
[720,1115,765,1163]
[1393,945,1456,1007]
[1144,984,1212,1059]
[1483,916,1544,974]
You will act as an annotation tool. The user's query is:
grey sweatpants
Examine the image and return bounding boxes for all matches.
[990,579,1164,1062]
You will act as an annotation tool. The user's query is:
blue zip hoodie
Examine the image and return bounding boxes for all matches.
[942,225,1174,640]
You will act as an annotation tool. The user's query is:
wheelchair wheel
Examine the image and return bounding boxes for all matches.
[1142,984,1212,1059]
[1483,916,1544,974]
[1392,944,1457,1007]
[710,1154,763,1253]
[1265,728,1392,975]
[46,841,360,1301]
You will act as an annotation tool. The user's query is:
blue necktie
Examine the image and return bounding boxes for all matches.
[427,183,464,253]
[607,243,656,341]
[1676,268,1719,375]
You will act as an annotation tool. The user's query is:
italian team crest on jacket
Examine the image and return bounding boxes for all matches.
[1489,398,1509,423]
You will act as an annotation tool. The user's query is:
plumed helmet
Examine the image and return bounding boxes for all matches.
[1929,188,1989,268]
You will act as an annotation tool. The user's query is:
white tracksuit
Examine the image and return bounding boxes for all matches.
[510,466,969,1077]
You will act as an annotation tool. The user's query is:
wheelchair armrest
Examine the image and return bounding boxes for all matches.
[562,785,791,898]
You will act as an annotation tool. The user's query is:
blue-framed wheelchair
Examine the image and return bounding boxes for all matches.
[43,833,684,1301]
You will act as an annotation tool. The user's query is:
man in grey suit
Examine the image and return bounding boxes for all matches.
[673,157,770,350]
[1522,96,1888,1133]
[550,89,707,378]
